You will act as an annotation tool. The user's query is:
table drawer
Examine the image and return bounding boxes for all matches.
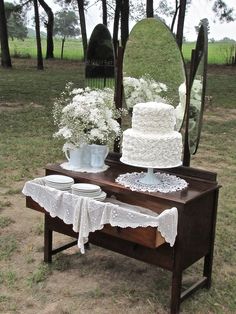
[101,224,165,248]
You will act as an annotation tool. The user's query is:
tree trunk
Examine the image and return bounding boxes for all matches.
[101,0,107,26]
[171,0,180,32]
[146,0,153,18]
[121,0,129,49]
[176,0,187,50]
[38,0,54,59]
[33,0,44,69]
[113,0,122,59]
[77,0,87,60]
[61,36,66,60]
[0,0,12,68]
[61,36,65,60]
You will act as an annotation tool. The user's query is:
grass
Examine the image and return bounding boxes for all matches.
[183,42,236,64]
[0,216,14,228]
[7,36,236,66]
[0,235,18,260]
[27,264,51,287]
[0,200,12,208]
[9,37,84,60]
[0,59,85,186]
[207,68,236,109]
[0,271,17,288]
[0,59,85,105]
[0,59,235,313]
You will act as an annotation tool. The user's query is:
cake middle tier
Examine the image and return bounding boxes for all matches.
[121,129,182,168]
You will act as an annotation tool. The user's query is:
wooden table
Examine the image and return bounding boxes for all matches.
[26,153,220,314]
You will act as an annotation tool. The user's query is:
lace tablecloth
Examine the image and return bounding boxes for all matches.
[22,178,178,254]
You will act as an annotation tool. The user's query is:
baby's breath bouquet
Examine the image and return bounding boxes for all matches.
[53,84,123,148]
[123,75,168,111]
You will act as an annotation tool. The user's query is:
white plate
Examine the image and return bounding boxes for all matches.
[72,191,106,201]
[46,182,72,187]
[71,183,101,193]
[45,175,74,184]
[72,190,102,197]
[93,191,107,201]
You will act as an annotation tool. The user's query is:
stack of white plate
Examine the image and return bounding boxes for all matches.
[71,183,106,201]
[44,175,74,191]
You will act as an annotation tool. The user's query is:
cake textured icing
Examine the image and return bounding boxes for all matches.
[121,102,182,168]
[132,102,176,134]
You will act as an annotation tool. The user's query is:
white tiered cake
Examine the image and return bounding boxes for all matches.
[121,102,182,168]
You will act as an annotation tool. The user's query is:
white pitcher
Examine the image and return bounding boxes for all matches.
[65,146,84,168]
[90,144,109,169]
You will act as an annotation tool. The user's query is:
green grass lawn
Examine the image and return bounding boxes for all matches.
[183,42,236,64]
[0,59,235,313]
[9,37,84,60]
[7,37,236,65]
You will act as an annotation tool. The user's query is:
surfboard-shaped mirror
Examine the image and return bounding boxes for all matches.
[85,24,115,88]
[188,24,208,154]
[123,18,187,130]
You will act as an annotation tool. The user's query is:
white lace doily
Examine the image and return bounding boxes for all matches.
[60,162,109,173]
[116,171,188,193]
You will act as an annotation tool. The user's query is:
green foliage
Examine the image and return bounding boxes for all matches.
[195,18,210,35]
[212,0,235,22]
[54,10,80,39]
[87,24,113,62]
[5,2,27,41]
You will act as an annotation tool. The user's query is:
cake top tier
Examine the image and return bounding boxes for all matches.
[132,102,176,134]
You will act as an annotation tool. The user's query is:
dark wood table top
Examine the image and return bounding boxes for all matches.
[45,158,220,211]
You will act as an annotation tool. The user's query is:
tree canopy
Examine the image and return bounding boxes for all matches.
[54,10,80,39]
[5,2,27,41]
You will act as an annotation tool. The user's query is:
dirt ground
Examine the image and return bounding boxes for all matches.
[1,181,173,314]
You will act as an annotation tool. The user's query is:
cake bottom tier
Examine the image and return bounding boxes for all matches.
[121,129,182,168]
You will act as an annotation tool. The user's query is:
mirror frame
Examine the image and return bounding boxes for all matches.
[183,23,208,166]
[188,24,208,155]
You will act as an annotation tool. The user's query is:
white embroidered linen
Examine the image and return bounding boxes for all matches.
[22,178,178,254]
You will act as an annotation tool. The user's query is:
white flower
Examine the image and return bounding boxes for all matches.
[54,127,72,139]
[53,85,125,146]
[123,75,168,110]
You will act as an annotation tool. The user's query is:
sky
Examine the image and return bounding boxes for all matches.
[14,0,236,41]
[72,0,236,41]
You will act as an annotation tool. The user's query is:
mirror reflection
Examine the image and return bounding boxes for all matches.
[188,25,207,154]
[85,24,115,88]
[123,18,186,130]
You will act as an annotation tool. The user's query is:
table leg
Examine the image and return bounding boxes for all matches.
[203,189,219,289]
[44,214,53,263]
[170,269,182,314]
